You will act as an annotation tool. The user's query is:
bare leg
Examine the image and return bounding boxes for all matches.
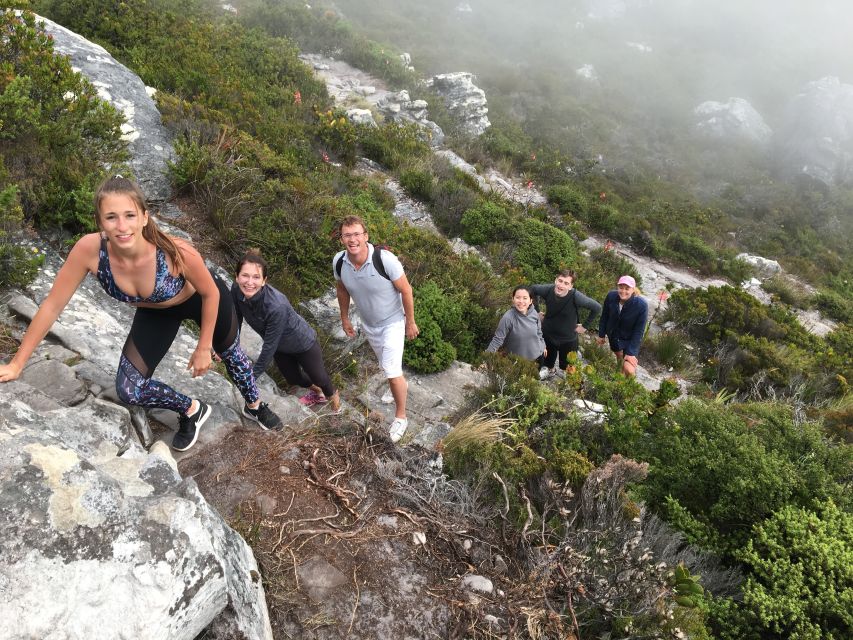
[389,375,408,419]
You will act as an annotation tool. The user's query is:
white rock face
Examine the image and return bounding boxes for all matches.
[427,72,491,136]
[0,389,273,640]
[693,98,772,144]
[38,14,175,202]
[346,108,376,127]
[776,76,853,186]
[300,52,445,147]
[576,64,598,81]
[736,253,782,278]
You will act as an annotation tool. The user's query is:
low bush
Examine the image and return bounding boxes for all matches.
[0,183,41,288]
[512,217,578,283]
[399,167,434,202]
[0,10,126,234]
[646,331,689,370]
[358,121,430,170]
[732,500,853,640]
[460,199,511,246]
[639,399,853,555]
[813,290,853,324]
[546,183,589,218]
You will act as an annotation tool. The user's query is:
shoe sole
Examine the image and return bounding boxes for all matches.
[173,403,211,452]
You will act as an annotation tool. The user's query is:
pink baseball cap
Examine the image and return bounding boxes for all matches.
[617,275,636,288]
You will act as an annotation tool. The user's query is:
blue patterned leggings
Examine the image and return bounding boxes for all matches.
[115,273,258,415]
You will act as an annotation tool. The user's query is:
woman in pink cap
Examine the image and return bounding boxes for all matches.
[596,275,648,376]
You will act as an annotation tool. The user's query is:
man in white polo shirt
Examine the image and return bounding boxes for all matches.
[334,215,419,442]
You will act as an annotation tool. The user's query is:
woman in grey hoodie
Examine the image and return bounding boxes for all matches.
[232,250,340,412]
[485,286,546,363]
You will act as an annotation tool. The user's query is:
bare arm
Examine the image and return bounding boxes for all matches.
[335,280,355,337]
[0,235,96,382]
[393,273,419,339]
[175,239,218,377]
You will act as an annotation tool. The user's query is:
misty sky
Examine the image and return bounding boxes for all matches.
[332,0,853,122]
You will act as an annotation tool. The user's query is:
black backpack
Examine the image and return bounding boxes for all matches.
[335,244,391,280]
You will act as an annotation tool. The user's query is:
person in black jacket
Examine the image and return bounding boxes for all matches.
[232,250,340,412]
[530,269,601,379]
[596,275,648,377]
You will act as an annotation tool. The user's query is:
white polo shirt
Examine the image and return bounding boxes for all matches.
[333,244,405,328]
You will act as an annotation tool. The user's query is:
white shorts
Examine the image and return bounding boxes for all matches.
[361,319,405,379]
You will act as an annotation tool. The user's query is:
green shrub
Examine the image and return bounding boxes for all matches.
[813,290,853,324]
[411,281,475,362]
[734,500,853,640]
[762,274,810,308]
[0,183,42,288]
[402,313,456,373]
[399,167,434,202]
[460,199,511,246]
[513,217,578,283]
[358,121,430,170]
[666,232,717,270]
[430,178,477,236]
[640,399,853,554]
[402,281,462,373]
[646,331,689,369]
[547,183,589,217]
[0,10,126,233]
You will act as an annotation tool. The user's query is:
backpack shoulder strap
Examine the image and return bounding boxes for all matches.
[335,252,345,278]
[372,245,390,280]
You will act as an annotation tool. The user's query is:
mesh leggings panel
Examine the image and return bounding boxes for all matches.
[115,272,259,414]
[115,354,193,413]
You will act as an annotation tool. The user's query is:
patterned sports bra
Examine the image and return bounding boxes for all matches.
[96,237,186,304]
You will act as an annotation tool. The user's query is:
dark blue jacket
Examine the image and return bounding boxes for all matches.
[231,283,317,379]
[598,291,648,357]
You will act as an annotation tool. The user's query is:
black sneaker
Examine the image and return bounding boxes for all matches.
[243,402,283,431]
[173,400,212,451]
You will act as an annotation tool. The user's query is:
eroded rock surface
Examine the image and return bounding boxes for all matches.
[40,14,174,202]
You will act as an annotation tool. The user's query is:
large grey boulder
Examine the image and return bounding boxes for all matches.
[775,76,853,186]
[0,388,272,640]
[693,98,772,144]
[38,14,175,202]
[426,72,491,136]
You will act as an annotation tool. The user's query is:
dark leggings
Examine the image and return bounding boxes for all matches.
[115,274,258,414]
[273,339,336,398]
[543,336,579,370]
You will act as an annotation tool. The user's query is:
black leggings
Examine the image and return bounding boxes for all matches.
[115,274,258,414]
[273,339,336,398]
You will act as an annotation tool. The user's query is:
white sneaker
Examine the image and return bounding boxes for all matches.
[539,366,553,380]
[389,417,408,443]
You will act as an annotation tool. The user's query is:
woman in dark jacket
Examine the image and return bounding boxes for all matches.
[232,250,340,412]
[596,275,648,377]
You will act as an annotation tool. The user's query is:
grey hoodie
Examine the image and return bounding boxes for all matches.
[485,306,545,360]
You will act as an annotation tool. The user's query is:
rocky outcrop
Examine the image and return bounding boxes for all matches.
[299,53,446,147]
[39,14,174,202]
[426,72,491,136]
[736,253,782,278]
[376,89,446,146]
[693,98,772,145]
[775,76,853,186]
[0,382,272,640]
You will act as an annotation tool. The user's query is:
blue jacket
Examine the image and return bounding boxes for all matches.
[598,291,648,357]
